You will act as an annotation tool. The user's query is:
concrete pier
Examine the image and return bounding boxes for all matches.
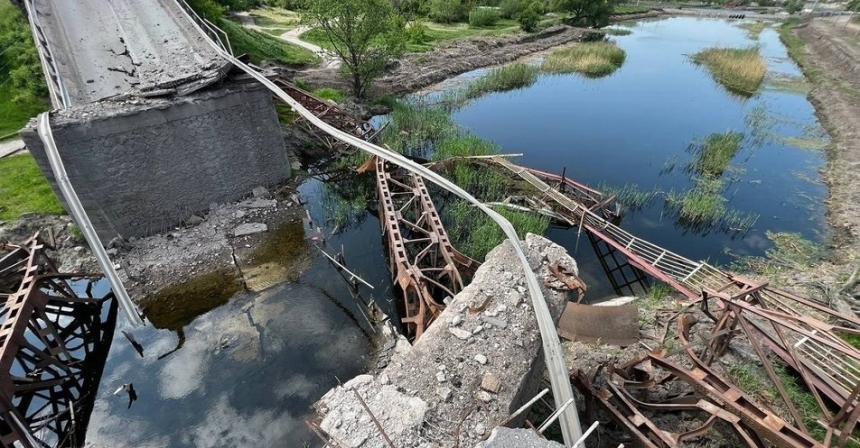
[21,83,290,241]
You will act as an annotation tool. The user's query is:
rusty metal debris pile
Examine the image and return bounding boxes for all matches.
[481,159,860,447]
[0,235,116,448]
[374,157,479,339]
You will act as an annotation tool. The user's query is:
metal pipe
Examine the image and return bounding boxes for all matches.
[35,113,143,327]
[538,397,575,433]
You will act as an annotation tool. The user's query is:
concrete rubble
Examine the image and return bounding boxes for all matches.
[474,427,565,448]
[315,234,574,448]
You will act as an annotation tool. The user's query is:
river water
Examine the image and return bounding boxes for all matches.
[430,17,829,298]
[83,16,828,446]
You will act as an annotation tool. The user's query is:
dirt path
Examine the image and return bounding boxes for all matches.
[796,20,860,259]
[0,138,26,158]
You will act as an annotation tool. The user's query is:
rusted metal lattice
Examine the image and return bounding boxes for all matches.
[375,157,479,339]
[0,235,117,448]
[273,79,380,150]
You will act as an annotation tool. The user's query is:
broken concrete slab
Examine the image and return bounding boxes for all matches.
[232,223,268,237]
[475,427,566,448]
[315,234,574,448]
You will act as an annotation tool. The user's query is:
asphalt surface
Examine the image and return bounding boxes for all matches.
[33,0,223,105]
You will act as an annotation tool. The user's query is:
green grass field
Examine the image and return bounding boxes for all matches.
[0,154,63,220]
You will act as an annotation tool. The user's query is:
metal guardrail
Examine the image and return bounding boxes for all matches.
[21,0,70,109]
[174,2,584,444]
[35,113,143,326]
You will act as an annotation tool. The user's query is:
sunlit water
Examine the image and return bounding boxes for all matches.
[84,17,829,447]
[426,17,828,298]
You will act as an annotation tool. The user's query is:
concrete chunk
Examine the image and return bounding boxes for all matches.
[232,223,268,237]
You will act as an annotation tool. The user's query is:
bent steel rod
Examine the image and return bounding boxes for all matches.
[174,2,582,442]
[36,113,143,326]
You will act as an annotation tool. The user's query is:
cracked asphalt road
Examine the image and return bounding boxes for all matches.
[33,0,223,105]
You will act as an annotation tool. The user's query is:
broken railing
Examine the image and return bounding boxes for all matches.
[486,157,860,446]
[375,156,479,339]
[0,235,117,448]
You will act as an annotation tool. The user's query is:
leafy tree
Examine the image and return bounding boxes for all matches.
[553,0,615,27]
[518,5,541,31]
[305,0,406,98]
[429,0,466,22]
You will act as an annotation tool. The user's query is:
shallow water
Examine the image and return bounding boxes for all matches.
[85,180,397,447]
[429,17,829,299]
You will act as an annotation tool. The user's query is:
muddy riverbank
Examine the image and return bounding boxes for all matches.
[771,19,860,288]
[298,12,664,98]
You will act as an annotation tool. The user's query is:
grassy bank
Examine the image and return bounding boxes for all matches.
[301,19,521,54]
[0,154,63,220]
[221,20,319,66]
[778,20,821,83]
[692,46,766,95]
[542,41,626,77]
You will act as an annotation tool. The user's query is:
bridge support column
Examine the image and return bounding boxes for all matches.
[20,82,290,241]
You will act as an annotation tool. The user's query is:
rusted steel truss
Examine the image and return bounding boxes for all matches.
[0,235,117,448]
[273,79,380,150]
[375,157,479,339]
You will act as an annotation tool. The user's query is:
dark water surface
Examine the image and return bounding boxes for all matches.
[85,17,828,447]
[85,179,395,447]
[432,17,828,299]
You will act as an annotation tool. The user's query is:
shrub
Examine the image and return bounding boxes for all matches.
[500,0,524,18]
[429,0,465,22]
[518,6,541,31]
[469,7,501,26]
[407,19,430,44]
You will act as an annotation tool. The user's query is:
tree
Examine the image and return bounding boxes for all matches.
[429,0,465,23]
[305,0,406,98]
[518,5,541,31]
[553,0,615,27]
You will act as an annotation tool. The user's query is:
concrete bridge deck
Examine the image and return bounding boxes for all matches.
[31,0,225,105]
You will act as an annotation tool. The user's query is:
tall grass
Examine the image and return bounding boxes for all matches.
[692,46,766,96]
[687,131,744,177]
[665,177,758,231]
[598,182,660,211]
[380,101,457,157]
[446,200,550,260]
[738,21,767,39]
[462,63,539,99]
[542,41,626,77]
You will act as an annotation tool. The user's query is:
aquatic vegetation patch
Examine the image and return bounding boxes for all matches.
[603,27,633,36]
[734,230,826,276]
[380,101,458,157]
[692,46,766,95]
[687,131,745,178]
[737,21,768,39]
[461,63,539,99]
[541,41,627,77]
[665,177,759,231]
[597,182,661,211]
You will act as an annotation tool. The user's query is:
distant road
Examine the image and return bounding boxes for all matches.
[32,0,223,105]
